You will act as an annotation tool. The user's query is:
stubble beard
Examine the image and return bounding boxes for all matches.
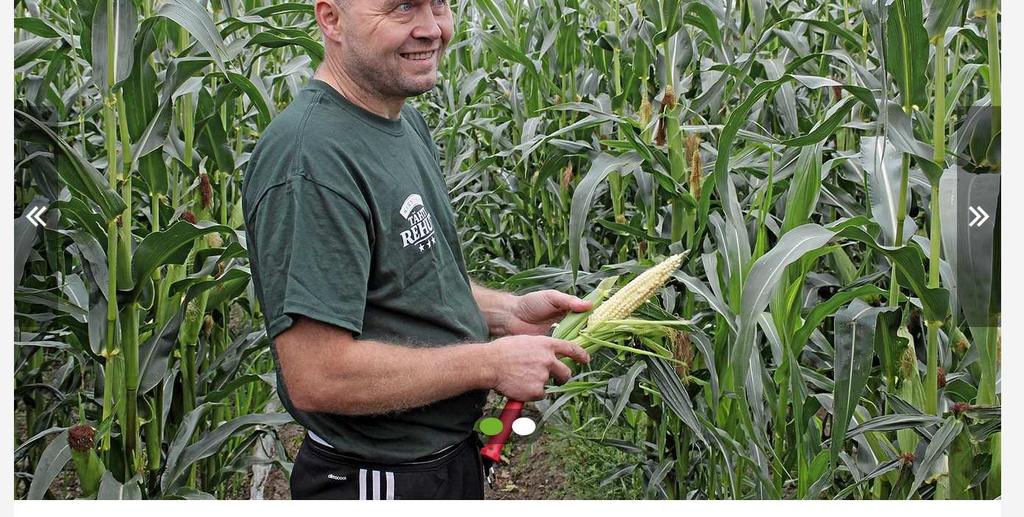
[341,39,439,100]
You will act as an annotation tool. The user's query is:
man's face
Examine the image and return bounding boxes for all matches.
[338,0,454,99]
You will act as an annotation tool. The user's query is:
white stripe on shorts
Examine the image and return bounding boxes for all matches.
[358,468,367,500]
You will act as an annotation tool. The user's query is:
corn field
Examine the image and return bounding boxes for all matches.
[14,0,1001,500]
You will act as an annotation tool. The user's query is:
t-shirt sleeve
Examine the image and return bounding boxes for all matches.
[249,173,372,339]
[405,104,441,164]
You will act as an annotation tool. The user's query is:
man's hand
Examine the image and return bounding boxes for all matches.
[489,335,590,401]
[504,290,592,336]
[470,282,592,337]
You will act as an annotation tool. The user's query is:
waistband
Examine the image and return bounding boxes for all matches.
[304,430,473,468]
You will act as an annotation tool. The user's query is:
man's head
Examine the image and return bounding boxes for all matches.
[315,0,454,101]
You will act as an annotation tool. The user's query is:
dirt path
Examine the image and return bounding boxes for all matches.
[483,433,568,499]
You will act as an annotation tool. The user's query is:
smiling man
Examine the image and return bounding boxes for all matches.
[241,0,592,500]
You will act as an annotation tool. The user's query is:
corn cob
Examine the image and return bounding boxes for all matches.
[587,253,684,326]
[68,424,105,497]
[553,276,618,340]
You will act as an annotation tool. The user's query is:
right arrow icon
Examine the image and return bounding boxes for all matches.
[968,205,990,227]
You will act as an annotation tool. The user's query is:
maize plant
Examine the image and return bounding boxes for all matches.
[15,0,1000,501]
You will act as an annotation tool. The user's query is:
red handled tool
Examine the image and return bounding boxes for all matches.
[480,399,523,484]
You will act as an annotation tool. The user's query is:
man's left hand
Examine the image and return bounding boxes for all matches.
[504,290,592,336]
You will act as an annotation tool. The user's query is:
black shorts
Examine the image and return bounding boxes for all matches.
[289,433,486,500]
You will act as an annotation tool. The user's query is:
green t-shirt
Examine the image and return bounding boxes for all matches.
[242,79,490,463]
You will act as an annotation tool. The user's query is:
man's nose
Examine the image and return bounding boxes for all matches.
[411,6,442,40]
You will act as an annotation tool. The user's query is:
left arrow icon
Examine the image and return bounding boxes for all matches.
[27,206,48,227]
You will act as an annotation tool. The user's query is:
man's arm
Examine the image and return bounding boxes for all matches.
[470,282,516,337]
[471,281,593,338]
[274,316,589,416]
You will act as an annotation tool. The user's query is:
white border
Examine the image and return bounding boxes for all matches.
[996,1,1018,516]
[5,0,17,507]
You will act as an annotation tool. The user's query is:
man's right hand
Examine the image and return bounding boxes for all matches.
[489,335,590,401]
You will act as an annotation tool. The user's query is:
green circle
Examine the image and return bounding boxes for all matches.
[478,417,503,436]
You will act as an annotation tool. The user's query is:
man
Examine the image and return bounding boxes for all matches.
[241,0,591,500]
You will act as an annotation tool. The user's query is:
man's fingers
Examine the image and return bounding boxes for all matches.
[547,338,590,364]
[550,360,572,385]
[546,290,593,313]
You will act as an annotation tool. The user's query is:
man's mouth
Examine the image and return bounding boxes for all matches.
[400,50,437,61]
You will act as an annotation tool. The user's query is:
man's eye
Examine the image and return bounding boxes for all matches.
[432,0,448,6]
[396,2,413,11]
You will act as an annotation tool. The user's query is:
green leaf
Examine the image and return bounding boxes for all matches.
[792,284,887,355]
[832,458,903,499]
[605,362,646,433]
[945,64,982,122]
[247,2,314,18]
[97,472,142,500]
[161,403,218,492]
[672,270,736,332]
[162,410,292,491]
[948,419,974,498]
[926,0,964,41]
[874,307,904,387]
[129,220,233,298]
[14,37,59,69]
[15,17,65,39]
[195,88,236,173]
[138,298,187,394]
[130,56,212,167]
[684,3,727,63]
[14,110,126,220]
[199,374,264,405]
[91,0,137,93]
[168,242,248,294]
[781,96,859,147]
[224,71,275,129]
[831,300,896,465]
[860,136,916,246]
[27,430,71,499]
[76,0,98,63]
[568,152,643,275]
[156,0,229,72]
[880,102,941,182]
[14,209,40,287]
[243,31,323,66]
[198,266,252,308]
[713,77,789,229]
[644,357,705,445]
[909,416,964,496]
[885,0,929,109]
[781,144,823,233]
[846,412,942,440]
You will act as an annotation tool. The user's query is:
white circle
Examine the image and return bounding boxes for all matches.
[511,417,537,436]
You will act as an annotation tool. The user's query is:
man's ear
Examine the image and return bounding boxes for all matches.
[315,0,344,45]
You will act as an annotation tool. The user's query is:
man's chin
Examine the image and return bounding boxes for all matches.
[396,79,438,97]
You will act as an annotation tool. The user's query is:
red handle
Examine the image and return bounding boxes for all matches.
[480,399,524,464]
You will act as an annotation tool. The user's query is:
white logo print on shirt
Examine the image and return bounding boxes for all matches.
[398,193,437,252]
